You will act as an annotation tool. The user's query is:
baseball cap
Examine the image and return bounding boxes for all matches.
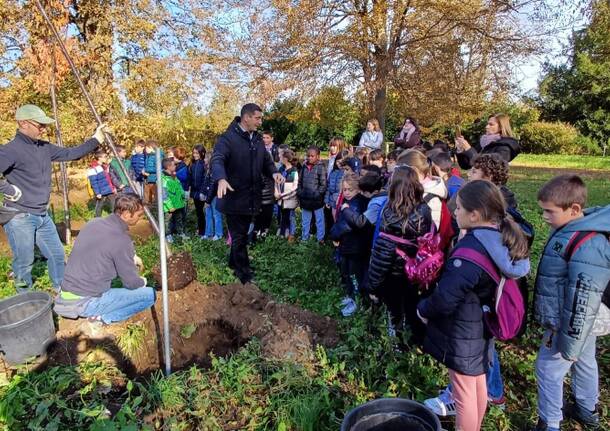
[15,105,55,125]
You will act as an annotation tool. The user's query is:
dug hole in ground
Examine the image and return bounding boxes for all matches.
[48,281,339,375]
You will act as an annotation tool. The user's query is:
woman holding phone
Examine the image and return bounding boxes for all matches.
[454,113,520,170]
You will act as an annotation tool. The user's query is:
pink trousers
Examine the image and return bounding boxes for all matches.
[448,369,487,431]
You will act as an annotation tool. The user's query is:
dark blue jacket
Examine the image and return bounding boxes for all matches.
[175,161,189,191]
[211,117,277,215]
[0,131,99,215]
[417,230,498,376]
[324,168,344,208]
[297,161,327,210]
[189,160,207,199]
[329,194,370,255]
[130,153,147,182]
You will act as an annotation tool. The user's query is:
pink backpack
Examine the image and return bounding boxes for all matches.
[379,226,444,290]
[451,248,525,341]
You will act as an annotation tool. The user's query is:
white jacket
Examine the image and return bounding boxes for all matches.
[422,176,448,229]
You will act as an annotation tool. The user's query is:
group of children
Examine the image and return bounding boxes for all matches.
[84,122,609,431]
[86,140,224,242]
[317,141,608,431]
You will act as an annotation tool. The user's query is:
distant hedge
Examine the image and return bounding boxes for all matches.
[519,121,601,155]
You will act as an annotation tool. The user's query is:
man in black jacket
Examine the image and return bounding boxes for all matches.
[0,104,106,293]
[211,104,283,284]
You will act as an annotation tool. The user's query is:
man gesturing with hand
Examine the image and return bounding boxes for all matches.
[211,103,283,284]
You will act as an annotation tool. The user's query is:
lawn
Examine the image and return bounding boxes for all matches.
[0,156,609,430]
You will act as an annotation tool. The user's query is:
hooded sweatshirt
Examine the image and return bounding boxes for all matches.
[422,176,448,229]
[418,228,530,375]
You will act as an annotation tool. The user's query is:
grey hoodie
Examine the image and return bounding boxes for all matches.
[473,228,530,279]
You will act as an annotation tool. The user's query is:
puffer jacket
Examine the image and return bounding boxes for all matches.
[325,168,344,208]
[210,117,278,215]
[175,161,190,191]
[422,176,448,229]
[87,161,115,196]
[130,153,146,182]
[329,194,371,255]
[144,149,164,183]
[534,205,610,360]
[368,202,432,292]
[418,228,530,376]
[298,161,327,210]
[457,136,520,170]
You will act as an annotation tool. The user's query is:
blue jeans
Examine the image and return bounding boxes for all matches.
[535,329,598,429]
[205,198,224,238]
[301,207,325,241]
[82,287,156,323]
[448,344,503,400]
[4,212,65,290]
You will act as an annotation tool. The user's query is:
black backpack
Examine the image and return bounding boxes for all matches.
[507,206,535,247]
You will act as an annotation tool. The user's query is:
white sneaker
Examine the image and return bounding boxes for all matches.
[341,298,357,317]
[340,296,351,306]
[212,235,221,241]
[424,388,456,417]
[166,235,174,244]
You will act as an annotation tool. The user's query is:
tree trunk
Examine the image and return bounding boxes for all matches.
[374,84,387,133]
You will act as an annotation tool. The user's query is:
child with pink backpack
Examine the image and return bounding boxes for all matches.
[417,180,530,431]
[367,165,433,344]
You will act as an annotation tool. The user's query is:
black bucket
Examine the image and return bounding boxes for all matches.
[0,292,56,365]
[341,398,441,431]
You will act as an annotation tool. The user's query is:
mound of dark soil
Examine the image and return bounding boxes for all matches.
[151,251,197,291]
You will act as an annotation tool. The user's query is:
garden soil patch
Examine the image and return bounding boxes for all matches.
[151,251,197,291]
[43,281,339,375]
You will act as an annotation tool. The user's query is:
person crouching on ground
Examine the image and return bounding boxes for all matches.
[54,193,155,335]
[161,158,187,243]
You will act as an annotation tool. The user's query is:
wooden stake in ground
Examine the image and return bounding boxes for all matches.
[50,48,71,244]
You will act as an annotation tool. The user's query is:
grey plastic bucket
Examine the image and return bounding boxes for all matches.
[341,398,441,431]
[0,292,56,365]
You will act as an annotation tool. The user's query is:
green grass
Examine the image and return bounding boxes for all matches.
[512,153,610,170]
[1,156,609,430]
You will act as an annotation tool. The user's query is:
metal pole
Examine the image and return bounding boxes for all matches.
[34,0,161,236]
[50,49,71,244]
[155,148,171,375]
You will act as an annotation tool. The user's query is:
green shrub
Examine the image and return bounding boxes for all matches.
[520,121,600,155]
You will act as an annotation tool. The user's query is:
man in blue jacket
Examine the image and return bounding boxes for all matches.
[211,103,283,284]
[0,104,107,293]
